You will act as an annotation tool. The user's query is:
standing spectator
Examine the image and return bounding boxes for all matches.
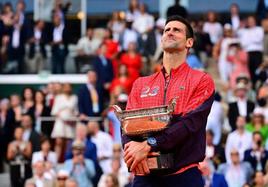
[227,82,255,131]
[256,0,268,23]
[119,19,139,51]
[21,114,41,153]
[107,11,125,41]
[125,0,140,22]
[75,28,101,73]
[50,14,69,74]
[51,83,78,161]
[1,2,14,27]
[166,0,188,18]
[225,116,252,164]
[238,15,264,88]
[227,3,241,33]
[244,131,268,173]
[78,70,104,118]
[5,13,28,73]
[28,90,52,137]
[92,42,114,106]
[0,98,9,172]
[206,92,224,145]
[5,94,23,145]
[218,149,253,187]
[87,121,114,174]
[64,140,96,187]
[7,126,32,187]
[203,11,223,45]
[120,42,142,81]
[21,87,35,114]
[25,161,56,187]
[27,20,47,73]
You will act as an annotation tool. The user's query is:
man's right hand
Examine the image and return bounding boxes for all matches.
[133,159,150,175]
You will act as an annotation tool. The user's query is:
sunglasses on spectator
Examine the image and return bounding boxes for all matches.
[57,177,68,181]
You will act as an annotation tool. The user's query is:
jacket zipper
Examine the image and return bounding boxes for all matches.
[163,71,172,105]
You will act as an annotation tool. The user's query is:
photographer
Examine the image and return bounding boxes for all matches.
[64,140,96,187]
[244,131,268,173]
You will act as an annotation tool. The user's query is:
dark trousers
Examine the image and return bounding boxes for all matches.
[132,167,204,187]
[248,51,263,88]
[52,47,66,74]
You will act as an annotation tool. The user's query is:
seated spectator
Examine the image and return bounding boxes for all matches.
[199,158,228,187]
[32,136,57,179]
[64,140,96,187]
[65,178,79,187]
[225,116,252,163]
[218,148,254,187]
[25,161,55,187]
[245,112,268,142]
[21,87,35,115]
[87,121,113,174]
[252,171,267,187]
[244,131,268,173]
[7,126,32,187]
[75,28,101,73]
[56,169,69,187]
[205,130,226,169]
[102,173,120,187]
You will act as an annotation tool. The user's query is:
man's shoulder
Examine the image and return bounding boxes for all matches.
[133,72,161,84]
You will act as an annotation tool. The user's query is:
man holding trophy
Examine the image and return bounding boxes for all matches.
[114,15,215,187]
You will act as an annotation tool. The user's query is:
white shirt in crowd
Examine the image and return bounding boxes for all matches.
[238,26,264,52]
[76,37,102,55]
[53,24,64,43]
[237,98,247,117]
[91,130,114,174]
[132,13,154,34]
[225,130,252,163]
[203,22,223,44]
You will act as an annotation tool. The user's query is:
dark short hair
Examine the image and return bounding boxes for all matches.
[165,15,194,39]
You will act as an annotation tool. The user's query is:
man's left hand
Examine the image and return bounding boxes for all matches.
[124,141,151,172]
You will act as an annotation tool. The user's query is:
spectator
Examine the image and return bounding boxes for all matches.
[107,11,125,41]
[227,82,255,131]
[32,136,57,179]
[78,70,104,118]
[218,148,254,187]
[120,42,142,81]
[21,114,41,153]
[5,94,23,145]
[206,92,224,145]
[203,11,223,45]
[119,19,139,51]
[125,0,140,22]
[244,131,268,173]
[51,83,78,161]
[237,15,264,88]
[205,130,226,169]
[56,169,69,187]
[7,126,32,187]
[49,14,69,74]
[75,27,101,73]
[1,2,14,27]
[227,3,241,33]
[253,171,267,187]
[64,140,96,187]
[87,121,113,174]
[65,178,79,187]
[27,20,47,73]
[21,87,35,114]
[199,158,228,187]
[245,112,268,143]
[28,90,52,137]
[225,116,252,164]
[102,173,120,187]
[25,161,56,187]
[166,0,188,18]
[256,0,268,23]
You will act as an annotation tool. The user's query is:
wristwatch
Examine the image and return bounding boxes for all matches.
[147,137,157,147]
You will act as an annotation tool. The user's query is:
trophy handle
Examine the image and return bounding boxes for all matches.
[111,105,123,120]
[167,97,177,113]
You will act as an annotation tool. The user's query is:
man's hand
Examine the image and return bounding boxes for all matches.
[124,141,151,173]
[133,159,150,175]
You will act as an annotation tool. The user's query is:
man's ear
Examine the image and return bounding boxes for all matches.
[186,38,194,48]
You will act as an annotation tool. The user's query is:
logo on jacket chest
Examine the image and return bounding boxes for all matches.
[140,86,160,98]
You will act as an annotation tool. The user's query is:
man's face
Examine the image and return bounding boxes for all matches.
[21,115,32,128]
[161,21,193,53]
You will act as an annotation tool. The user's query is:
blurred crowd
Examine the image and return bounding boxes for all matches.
[1,0,268,186]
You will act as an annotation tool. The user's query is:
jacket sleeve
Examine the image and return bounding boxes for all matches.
[150,74,215,152]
